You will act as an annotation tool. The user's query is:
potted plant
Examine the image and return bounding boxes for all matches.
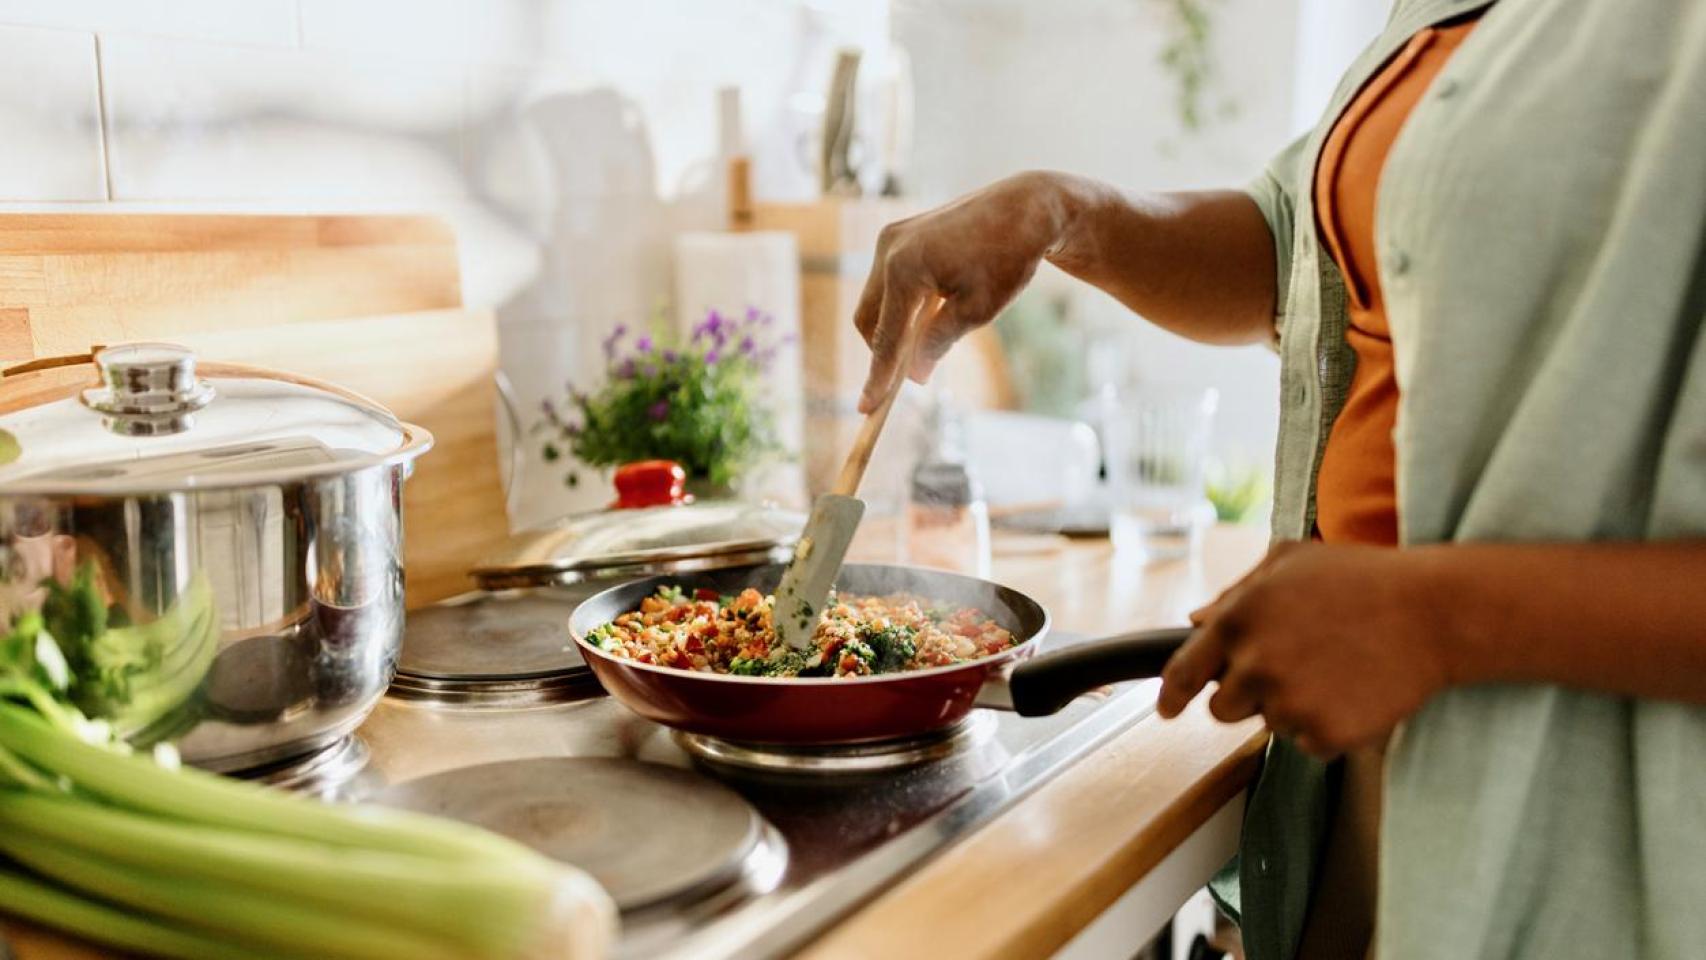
[538,308,788,498]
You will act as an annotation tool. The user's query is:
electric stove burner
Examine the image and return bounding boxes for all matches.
[391,590,600,707]
[371,757,784,913]
[674,712,998,775]
[245,735,371,797]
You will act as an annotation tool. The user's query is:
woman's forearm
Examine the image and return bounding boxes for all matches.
[1416,542,1706,705]
[853,170,1283,409]
[1042,176,1280,347]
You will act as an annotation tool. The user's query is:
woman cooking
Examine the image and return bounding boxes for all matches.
[852,1,1706,958]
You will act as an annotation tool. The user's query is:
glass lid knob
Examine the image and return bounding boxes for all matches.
[81,342,217,435]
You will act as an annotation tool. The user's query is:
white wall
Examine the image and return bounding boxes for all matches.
[892,0,1377,472]
[0,0,887,528]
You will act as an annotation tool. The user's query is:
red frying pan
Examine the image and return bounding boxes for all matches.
[567,563,1192,744]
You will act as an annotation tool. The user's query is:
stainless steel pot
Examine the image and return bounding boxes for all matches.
[0,344,431,772]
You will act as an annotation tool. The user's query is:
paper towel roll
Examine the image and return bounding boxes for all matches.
[673,230,804,505]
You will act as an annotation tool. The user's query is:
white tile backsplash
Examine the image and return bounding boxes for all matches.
[0,0,297,46]
[0,25,105,201]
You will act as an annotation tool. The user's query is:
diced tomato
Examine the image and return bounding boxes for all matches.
[684,635,706,653]
[664,605,691,623]
[694,587,720,602]
[838,654,859,674]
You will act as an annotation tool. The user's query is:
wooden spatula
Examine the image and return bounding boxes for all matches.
[774,294,946,651]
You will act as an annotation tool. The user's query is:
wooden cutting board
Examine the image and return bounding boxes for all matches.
[0,213,510,610]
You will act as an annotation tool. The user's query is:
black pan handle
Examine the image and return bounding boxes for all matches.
[1005,626,1195,717]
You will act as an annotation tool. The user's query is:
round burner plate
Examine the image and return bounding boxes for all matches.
[397,590,588,681]
[372,757,774,912]
[675,712,996,774]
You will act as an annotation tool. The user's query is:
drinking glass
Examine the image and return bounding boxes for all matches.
[1103,384,1219,561]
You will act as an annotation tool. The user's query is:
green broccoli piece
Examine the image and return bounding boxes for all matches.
[858,623,918,674]
[585,623,617,650]
[730,651,807,677]
[842,638,877,669]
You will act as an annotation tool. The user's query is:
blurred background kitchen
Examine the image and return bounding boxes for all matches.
[0,0,1389,554]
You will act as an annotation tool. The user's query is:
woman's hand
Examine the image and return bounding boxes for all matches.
[852,171,1078,412]
[1156,541,1456,758]
[853,175,1280,411]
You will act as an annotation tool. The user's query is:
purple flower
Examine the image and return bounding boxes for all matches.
[647,399,670,422]
[705,349,721,365]
[692,308,730,345]
[601,323,628,359]
[635,335,653,353]
[661,349,678,363]
[738,334,756,357]
[616,359,637,379]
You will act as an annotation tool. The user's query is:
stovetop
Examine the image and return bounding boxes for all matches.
[328,634,1159,960]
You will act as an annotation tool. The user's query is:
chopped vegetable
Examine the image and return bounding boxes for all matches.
[857,623,918,674]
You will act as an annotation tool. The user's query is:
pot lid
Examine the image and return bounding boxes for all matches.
[397,589,591,681]
[471,499,804,589]
[0,343,431,493]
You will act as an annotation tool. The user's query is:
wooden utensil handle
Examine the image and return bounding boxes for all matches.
[833,295,945,497]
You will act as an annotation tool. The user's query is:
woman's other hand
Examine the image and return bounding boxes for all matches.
[1156,541,1455,758]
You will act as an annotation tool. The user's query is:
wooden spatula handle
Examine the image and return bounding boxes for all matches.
[833,294,946,497]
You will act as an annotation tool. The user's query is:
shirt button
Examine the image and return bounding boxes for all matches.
[1258,855,1273,876]
[1435,77,1460,99]
[1385,248,1411,276]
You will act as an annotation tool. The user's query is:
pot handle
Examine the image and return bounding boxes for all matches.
[1004,626,1195,717]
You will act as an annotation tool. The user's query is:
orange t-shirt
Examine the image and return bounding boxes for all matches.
[1312,19,1479,545]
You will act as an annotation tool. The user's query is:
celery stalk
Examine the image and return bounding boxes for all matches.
[0,703,528,864]
[0,866,290,960]
[0,740,54,790]
[0,832,468,960]
[0,791,548,957]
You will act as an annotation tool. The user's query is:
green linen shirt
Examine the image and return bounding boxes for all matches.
[1218,0,1706,957]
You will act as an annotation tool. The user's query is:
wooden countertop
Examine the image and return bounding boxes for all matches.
[3,525,1271,960]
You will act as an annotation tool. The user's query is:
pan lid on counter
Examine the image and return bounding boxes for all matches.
[469,498,805,590]
[0,343,431,494]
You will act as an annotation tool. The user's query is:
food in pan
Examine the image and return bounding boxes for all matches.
[585,585,1018,678]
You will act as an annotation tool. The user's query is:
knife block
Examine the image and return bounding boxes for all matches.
[750,199,1015,498]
